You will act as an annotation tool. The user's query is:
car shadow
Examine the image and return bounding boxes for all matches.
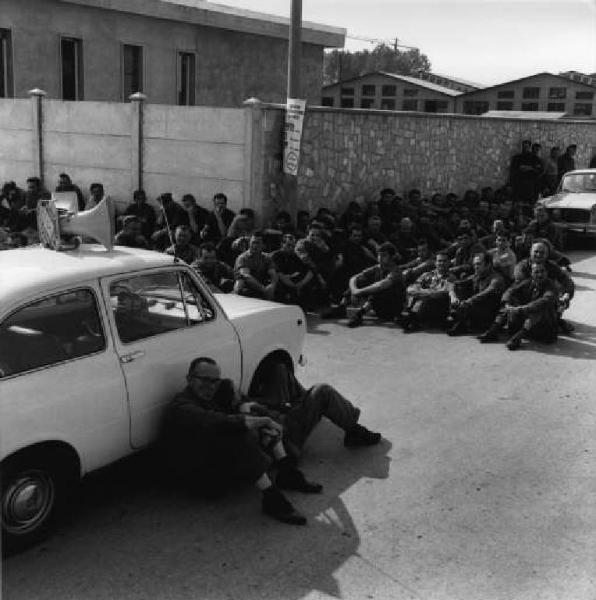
[5,430,395,600]
[569,270,596,282]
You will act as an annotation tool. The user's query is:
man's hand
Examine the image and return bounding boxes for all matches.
[505,305,521,316]
[238,401,259,414]
[559,292,570,309]
[244,415,283,436]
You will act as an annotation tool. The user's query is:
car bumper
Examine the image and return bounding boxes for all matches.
[556,222,596,235]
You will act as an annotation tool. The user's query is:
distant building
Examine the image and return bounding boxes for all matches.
[412,70,482,93]
[455,72,596,118]
[0,0,344,106]
[321,71,460,113]
[559,71,596,88]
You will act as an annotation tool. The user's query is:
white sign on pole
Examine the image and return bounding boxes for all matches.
[283,98,306,176]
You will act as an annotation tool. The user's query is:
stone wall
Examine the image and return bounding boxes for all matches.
[261,105,596,220]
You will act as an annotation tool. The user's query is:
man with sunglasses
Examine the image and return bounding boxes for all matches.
[161,357,322,526]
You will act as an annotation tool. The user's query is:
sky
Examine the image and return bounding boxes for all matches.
[221,0,596,86]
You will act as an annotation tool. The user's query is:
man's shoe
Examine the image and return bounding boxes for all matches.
[344,424,382,447]
[262,487,307,525]
[276,466,323,494]
[506,331,524,351]
[321,305,347,319]
[447,320,467,336]
[558,318,574,334]
[477,327,500,343]
[347,311,364,328]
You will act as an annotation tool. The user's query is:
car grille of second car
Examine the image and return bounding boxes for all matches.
[552,208,591,223]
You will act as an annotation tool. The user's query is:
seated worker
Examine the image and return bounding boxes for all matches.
[477,262,558,350]
[161,357,319,526]
[123,189,157,241]
[190,242,235,293]
[524,205,560,250]
[294,238,331,311]
[450,226,486,278]
[271,232,316,308]
[400,252,457,333]
[233,231,278,300]
[400,238,436,284]
[322,242,405,328]
[165,225,200,264]
[514,240,574,333]
[114,215,150,249]
[488,232,517,284]
[446,252,506,336]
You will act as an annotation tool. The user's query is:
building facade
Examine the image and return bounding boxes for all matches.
[0,0,344,106]
[455,73,596,118]
[321,71,459,113]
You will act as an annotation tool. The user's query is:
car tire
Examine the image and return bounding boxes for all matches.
[1,451,77,555]
[248,353,293,398]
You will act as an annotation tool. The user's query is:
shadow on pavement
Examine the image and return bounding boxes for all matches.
[527,322,596,360]
[5,430,393,600]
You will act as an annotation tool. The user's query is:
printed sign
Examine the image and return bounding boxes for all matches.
[37,200,61,249]
[283,98,306,176]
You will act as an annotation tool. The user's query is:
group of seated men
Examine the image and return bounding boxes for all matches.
[1,175,576,350]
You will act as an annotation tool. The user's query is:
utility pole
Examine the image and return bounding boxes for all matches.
[284,0,302,224]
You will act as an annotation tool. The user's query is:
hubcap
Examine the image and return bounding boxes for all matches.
[2,470,55,534]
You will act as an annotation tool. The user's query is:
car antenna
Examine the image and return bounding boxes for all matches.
[158,194,180,263]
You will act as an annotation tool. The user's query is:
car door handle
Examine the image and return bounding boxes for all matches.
[120,350,145,363]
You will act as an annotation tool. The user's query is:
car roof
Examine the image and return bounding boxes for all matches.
[564,169,596,176]
[0,244,178,308]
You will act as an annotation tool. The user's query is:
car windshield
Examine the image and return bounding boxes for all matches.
[560,173,596,193]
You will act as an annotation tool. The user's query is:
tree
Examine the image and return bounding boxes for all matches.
[323,43,432,85]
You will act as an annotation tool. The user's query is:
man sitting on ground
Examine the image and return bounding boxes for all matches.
[478,262,559,350]
[400,252,457,333]
[233,231,278,300]
[191,242,235,293]
[166,225,200,264]
[322,242,405,328]
[114,215,150,249]
[446,252,506,336]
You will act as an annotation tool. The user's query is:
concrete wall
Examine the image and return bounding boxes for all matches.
[261,104,596,219]
[1,0,326,106]
[0,99,35,185]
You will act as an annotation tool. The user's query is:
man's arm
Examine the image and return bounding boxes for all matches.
[466,274,505,306]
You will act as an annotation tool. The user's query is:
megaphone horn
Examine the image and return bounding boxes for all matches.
[60,197,116,251]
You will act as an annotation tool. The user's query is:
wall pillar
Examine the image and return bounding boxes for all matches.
[28,88,47,186]
[243,97,264,222]
[130,92,147,192]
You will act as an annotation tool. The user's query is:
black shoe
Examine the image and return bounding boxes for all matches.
[276,466,323,494]
[347,311,364,328]
[506,332,524,351]
[558,318,574,334]
[262,487,307,525]
[447,320,467,336]
[344,424,382,448]
[477,327,500,343]
[321,305,347,319]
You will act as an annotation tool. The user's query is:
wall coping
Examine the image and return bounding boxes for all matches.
[259,102,596,126]
[58,0,346,47]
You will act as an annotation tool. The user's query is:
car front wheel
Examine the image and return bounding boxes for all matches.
[2,453,75,555]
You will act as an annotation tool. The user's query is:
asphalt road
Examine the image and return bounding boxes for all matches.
[3,246,596,600]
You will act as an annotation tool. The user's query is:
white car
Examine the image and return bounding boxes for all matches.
[538,169,596,238]
[0,244,306,553]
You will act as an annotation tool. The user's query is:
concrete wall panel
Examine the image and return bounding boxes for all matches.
[0,130,35,163]
[0,99,33,130]
[144,139,244,180]
[144,105,245,144]
[44,101,132,135]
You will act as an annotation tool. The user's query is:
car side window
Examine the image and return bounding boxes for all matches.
[110,270,214,344]
[0,289,106,378]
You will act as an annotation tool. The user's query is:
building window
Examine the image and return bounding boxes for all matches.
[61,37,84,101]
[122,44,144,99]
[340,98,354,108]
[321,96,334,107]
[403,88,418,97]
[340,86,354,96]
[361,84,375,96]
[424,100,449,113]
[548,87,566,99]
[547,102,565,112]
[497,90,514,99]
[522,87,540,99]
[177,52,195,106]
[496,101,513,110]
[402,99,417,111]
[463,101,489,115]
[381,84,396,96]
[576,91,594,100]
[573,103,593,116]
[0,29,13,98]
[521,102,539,111]
[360,98,375,109]
[380,98,395,110]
